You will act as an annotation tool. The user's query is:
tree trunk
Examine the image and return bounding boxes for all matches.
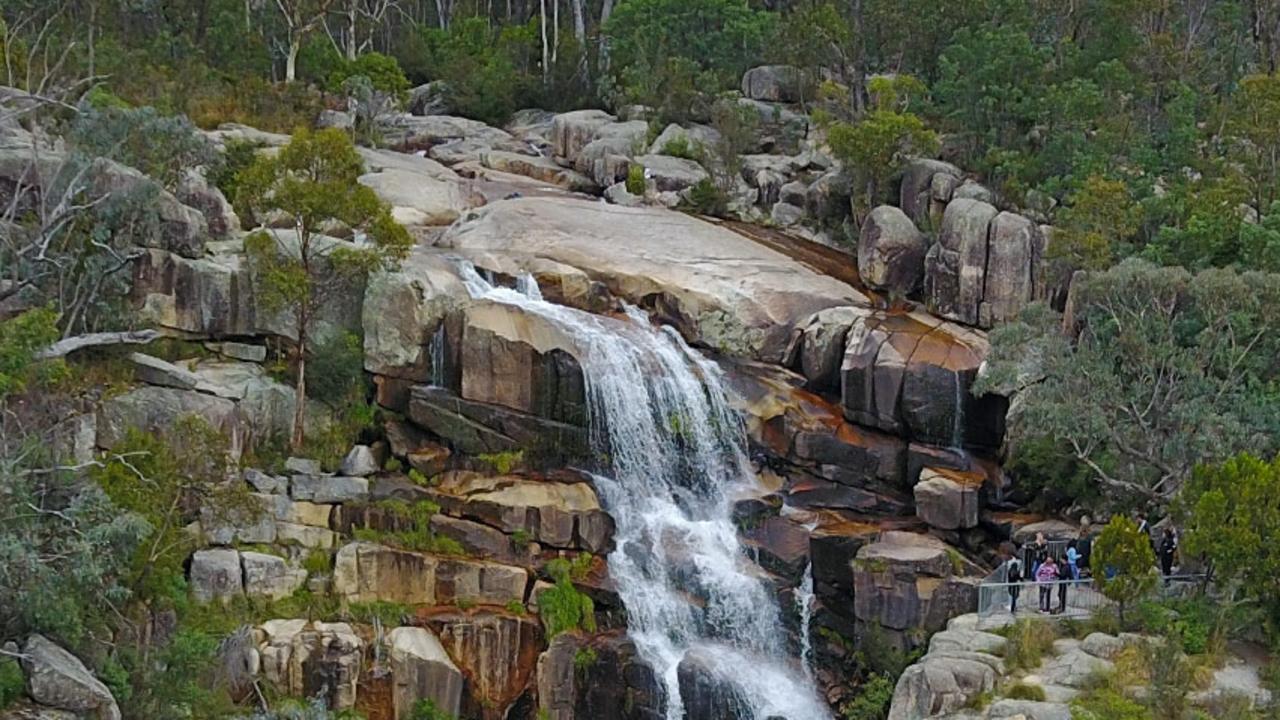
[552,0,560,68]
[291,345,307,449]
[572,0,585,42]
[346,2,358,60]
[540,0,549,84]
[286,34,301,82]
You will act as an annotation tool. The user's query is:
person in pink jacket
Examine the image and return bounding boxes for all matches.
[1035,554,1059,613]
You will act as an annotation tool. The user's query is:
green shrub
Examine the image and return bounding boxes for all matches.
[307,332,367,403]
[1070,688,1152,720]
[660,135,702,160]
[329,52,410,97]
[69,105,219,191]
[573,647,598,672]
[539,560,596,639]
[0,658,24,709]
[505,600,527,615]
[349,601,408,626]
[1003,682,1046,701]
[683,178,728,216]
[207,139,261,208]
[385,457,404,472]
[302,550,331,576]
[408,468,430,486]
[1002,619,1057,671]
[839,673,894,720]
[626,163,647,195]
[408,699,456,720]
[475,450,524,474]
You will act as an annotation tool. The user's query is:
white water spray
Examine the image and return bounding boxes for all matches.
[458,262,829,720]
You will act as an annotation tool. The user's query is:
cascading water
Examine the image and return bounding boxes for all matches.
[428,323,447,387]
[795,561,816,681]
[459,263,830,720]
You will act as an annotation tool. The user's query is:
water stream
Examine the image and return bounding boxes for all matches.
[459,263,829,720]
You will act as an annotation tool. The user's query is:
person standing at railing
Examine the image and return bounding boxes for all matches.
[1065,540,1081,580]
[1159,528,1178,582]
[1004,550,1023,614]
[1056,553,1072,614]
[1036,553,1058,613]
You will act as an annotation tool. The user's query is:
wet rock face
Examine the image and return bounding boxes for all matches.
[408,385,589,467]
[676,649,753,720]
[852,532,981,646]
[537,633,664,720]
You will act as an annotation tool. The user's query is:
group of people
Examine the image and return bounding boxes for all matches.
[1003,533,1085,615]
[1001,515,1184,617]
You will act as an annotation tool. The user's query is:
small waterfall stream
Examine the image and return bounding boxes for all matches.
[459,263,830,720]
[795,561,816,681]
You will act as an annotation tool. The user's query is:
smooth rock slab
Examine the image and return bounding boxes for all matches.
[387,626,464,720]
[241,551,307,600]
[289,474,368,503]
[21,635,121,720]
[190,548,244,603]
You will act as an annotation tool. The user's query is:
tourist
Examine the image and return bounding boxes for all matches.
[1065,540,1081,580]
[1035,554,1058,613]
[1056,553,1071,614]
[1159,528,1178,581]
[1029,532,1049,577]
[1005,549,1023,614]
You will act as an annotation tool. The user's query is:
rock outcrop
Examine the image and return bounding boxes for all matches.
[20,636,121,720]
[853,532,980,647]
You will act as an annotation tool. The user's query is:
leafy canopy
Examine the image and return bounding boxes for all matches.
[1092,516,1158,618]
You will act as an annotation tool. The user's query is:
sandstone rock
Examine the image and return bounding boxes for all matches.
[408,81,451,116]
[258,621,363,710]
[427,611,543,719]
[362,247,469,380]
[633,154,708,192]
[206,123,291,148]
[408,385,589,467]
[407,444,452,478]
[440,197,865,361]
[603,181,644,207]
[176,168,239,238]
[317,109,354,130]
[1038,649,1113,688]
[428,514,521,564]
[914,467,983,531]
[859,206,928,297]
[979,212,1038,327]
[358,168,480,226]
[382,114,522,157]
[927,629,1006,656]
[574,120,648,187]
[190,548,243,603]
[770,201,804,227]
[550,109,616,161]
[481,150,596,191]
[241,551,307,600]
[741,65,802,103]
[899,158,962,228]
[505,108,557,146]
[202,494,278,545]
[88,158,207,258]
[987,699,1070,720]
[340,445,380,477]
[648,123,721,156]
[1011,520,1078,545]
[386,627,464,720]
[677,648,752,720]
[290,474,368,504]
[212,341,267,362]
[21,635,121,720]
[285,457,322,475]
[333,542,438,605]
[953,180,994,204]
[735,99,808,153]
[783,306,872,391]
[128,352,201,390]
[275,523,337,549]
[887,651,1000,720]
[0,700,79,720]
[537,633,662,720]
[427,472,612,553]
[1080,633,1123,660]
[97,386,245,458]
[853,533,978,639]
[130,249,257,337]
[434,557,528,606]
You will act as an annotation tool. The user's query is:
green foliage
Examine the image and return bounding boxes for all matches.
[625,163,647,195]
[1052,176,1142,271]
[539,559,597,639]
[1093,516,1158,619]
[839,673,894,720]
[328,52,410,97]
[307,332,367,403]
[475,450,524,475]
[302,550,331,576]
[69,105,219,191]
[1070,688,1153,720]
[116,629,235,720]
[353,499,463,555]
[659,135,701,160]
[976,262,1280,510]
[385,457,404,472]
[511,529,532,550]
[1179,453,1280,635]
[237,128,410,448]
[408,699,456,720]
[505,600,526,615]
[683,178,729,216]
[208,139,263,210]
[1001,618,1058,671]
[1004,682,1046,702]
[573,647,598,672]
[348,601,409,627]
[0,657,24,709]
[605,0,771,120]
[94,416,256,605]
[0,307,63,401]
[827,108,938,219]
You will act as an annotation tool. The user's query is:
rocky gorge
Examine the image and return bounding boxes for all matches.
[1,66,1085,720]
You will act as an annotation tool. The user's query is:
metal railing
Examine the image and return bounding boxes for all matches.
[976,574,1207,629]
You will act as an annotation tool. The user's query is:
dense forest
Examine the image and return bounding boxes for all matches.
[4,1,1280,719]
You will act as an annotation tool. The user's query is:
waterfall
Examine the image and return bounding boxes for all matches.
[795,561,816,681]
[428,323,446,387]
[458,263,830,720]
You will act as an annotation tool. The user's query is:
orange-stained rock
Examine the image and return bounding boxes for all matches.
[417,609,544,720]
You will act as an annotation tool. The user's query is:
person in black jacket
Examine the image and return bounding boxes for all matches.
[1005,549,1024,614]
[1159,528,1178,581]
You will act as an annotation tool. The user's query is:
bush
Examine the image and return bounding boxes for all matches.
[539,559,597,639]
[660,134,702,160]
[1070,688,1152,720]
[839,673,894,720]
[1001,618,1057,671]
[683,178,729,216]
[69,105,219,191]
[0,658,23,709]
[329,52,410,97]
[626,164,647,195]
[207,139,262,208]
[307,332,367,403]
[408,699,456,720]
[1003,682,1046,701]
